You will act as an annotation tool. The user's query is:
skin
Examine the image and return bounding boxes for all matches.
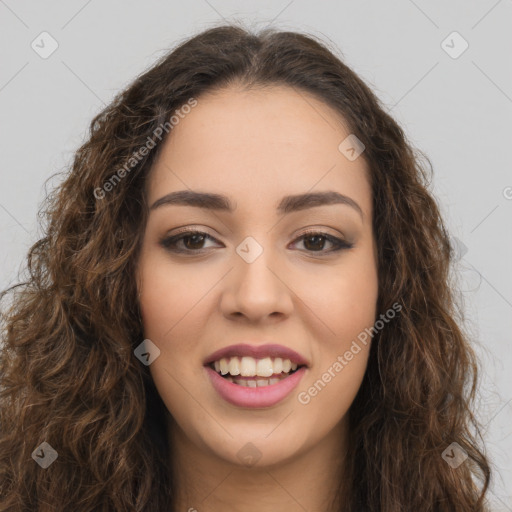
[136,84,379,511]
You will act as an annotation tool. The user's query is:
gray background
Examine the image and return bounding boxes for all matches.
[1,0,511,509]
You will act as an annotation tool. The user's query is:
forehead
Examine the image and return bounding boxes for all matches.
[147,85,371,220]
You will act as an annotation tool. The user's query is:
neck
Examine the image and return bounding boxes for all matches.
[167,413,348,512]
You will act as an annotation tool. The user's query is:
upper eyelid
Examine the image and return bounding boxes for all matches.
[165,224,347,239]
[165,228,344,241]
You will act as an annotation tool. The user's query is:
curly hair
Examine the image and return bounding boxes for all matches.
[0,22,491,511]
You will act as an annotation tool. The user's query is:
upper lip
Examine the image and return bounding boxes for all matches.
[204,343,310,367]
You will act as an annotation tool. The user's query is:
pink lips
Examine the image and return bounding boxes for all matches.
[203,343,310,408]
[205,365,307,408]
[203,343,310,367]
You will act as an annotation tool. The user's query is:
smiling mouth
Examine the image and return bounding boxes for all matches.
[207,356,305,387]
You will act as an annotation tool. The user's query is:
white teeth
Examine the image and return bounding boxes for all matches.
[211,355,302,378]
[240,356,256,376]
[256,357,274,377]
[233,378,275,387]
[219,358,229,375]
[228,357,241,376]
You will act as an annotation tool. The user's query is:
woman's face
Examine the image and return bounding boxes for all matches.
[136,84,378,467]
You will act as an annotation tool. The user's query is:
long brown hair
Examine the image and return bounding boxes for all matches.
[0,22,491,511]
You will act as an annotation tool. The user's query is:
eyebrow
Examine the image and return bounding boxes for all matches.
[150,189,364,219]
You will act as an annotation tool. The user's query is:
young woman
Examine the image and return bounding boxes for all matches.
[0,23,491,511]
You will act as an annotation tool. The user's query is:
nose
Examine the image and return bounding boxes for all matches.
[220,245,294,323]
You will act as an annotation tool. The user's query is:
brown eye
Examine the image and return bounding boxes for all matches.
[160,231,220,253]
[180,233,208,250]
[292,231,354,253]
[302,233,329,251]
[160,230,353,256]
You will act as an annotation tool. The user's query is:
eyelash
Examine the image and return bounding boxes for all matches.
[159,229,354,255]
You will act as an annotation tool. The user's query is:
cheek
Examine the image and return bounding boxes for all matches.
[293,249,377,411]
[137,251,212,341]
[137,255,208,424]
[293,254,378,343]
[301,349,369,426]
[136,251,218,400]
[298,303,374,420]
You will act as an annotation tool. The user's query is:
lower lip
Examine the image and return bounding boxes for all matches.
[205,365,307,408]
